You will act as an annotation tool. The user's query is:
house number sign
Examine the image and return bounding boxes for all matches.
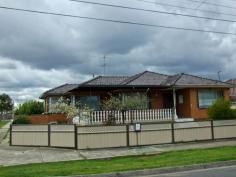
[134,123,141,132]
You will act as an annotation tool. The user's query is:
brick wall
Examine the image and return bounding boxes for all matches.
[29,114,67,124]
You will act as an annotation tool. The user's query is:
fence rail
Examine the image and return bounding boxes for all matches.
[89,109,173,124]
[10,119,236,150]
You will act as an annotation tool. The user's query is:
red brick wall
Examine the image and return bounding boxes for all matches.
[29,114,67,124]
[189,88,230,120]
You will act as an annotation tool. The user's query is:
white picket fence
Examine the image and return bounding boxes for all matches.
[89,109,173,124]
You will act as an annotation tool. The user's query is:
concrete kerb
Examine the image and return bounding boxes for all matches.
[60,160,236,177]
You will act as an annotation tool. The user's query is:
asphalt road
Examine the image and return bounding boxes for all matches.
[142,165,236,177]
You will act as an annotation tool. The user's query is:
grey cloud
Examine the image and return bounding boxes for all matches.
[0,0,236,103]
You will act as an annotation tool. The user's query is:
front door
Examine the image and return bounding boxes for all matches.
[163,93,173,108]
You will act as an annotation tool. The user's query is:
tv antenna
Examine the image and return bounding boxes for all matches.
[217,71,222,81]
[101,55,109,76]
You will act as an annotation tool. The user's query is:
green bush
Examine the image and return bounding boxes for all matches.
[208,99,236,120]
[14,100,44,115]
[12,115,30,124]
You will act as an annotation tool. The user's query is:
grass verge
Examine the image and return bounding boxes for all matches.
[0,120,9,128]
[0,146,236,177]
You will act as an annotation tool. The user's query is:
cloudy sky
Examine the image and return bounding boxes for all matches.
[0,0,236,103]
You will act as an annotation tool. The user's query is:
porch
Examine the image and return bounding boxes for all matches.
[70,88,180,124]
[88,108,174,124]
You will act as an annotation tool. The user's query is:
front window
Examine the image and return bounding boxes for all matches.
[48,96,71,113]
[76,96,100,110]
[198,90,223,108]
[48,97,59,113]
[122,92,149,109]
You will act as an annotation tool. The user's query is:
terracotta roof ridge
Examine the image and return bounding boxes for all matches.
[120,71,148,85]
[79,76,102,86]
[120,70,170,85]
[171,73,184,86]
[181,73,232,85]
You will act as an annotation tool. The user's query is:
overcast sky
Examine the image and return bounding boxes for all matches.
[0,0,236,103]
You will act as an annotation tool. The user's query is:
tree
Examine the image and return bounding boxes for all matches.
[0,93,14,116]
[14,100,44,115]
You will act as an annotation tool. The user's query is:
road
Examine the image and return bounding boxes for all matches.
[142,165,236,177]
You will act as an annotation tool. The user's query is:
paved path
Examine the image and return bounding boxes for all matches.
[0,121,11,143]
[0,139,236,166]
[142,165,236,177]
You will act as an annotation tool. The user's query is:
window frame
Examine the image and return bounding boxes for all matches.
[76,95,101,110]
[121,92,149,109]
[197,89,223,109]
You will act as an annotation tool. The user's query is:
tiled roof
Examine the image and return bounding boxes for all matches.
[81,71,231,87]
[81,76,129,86]
[40,84,78,98]
[161,74,182,86]
[120,71,169,86]
[40,71,232,98]
[173,73,231,87]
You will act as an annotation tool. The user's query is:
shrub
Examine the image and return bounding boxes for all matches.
[12,115,30,124]
[14,100,44,115]
[208,99,236,120]
[50,97,91,121]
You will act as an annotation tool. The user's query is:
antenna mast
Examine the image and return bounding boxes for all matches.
[101,55,107,76]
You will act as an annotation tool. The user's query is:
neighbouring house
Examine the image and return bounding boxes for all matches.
[40,71,232,120]
[227,79,236,103]
[226,79,236,108]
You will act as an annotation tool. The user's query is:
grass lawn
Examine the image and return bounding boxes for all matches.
[0,120,9,128]
[0,146,236,177]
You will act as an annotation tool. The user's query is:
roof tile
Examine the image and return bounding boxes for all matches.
[40,71,232,98]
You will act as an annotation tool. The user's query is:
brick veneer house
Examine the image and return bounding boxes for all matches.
[40,71,232,120]
[227,79,236,104]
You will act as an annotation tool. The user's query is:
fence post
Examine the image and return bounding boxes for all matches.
[9,124,12,146]
[171,108,175,143]
[126,124,130,147]
[131,110,134,124]
[211,120,215,140]
[74,124,78,149]
[171,122,175,143]
[89,111,92,124]
[48,124,51,147]
[122,110,125,124]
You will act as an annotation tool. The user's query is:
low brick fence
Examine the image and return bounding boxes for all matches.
[10,120,236,150]
[29,114,67,124]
